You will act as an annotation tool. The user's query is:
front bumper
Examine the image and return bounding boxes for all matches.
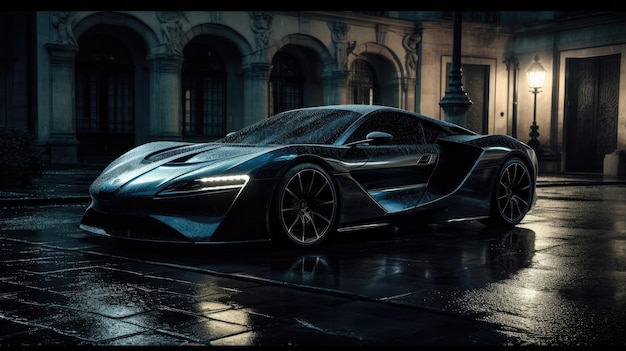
[80,179,275,243]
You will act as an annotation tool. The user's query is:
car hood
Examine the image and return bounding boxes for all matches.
[91,141,282,196]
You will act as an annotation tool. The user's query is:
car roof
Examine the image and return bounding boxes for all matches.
[294,104,473,133]
[296,104,399,115]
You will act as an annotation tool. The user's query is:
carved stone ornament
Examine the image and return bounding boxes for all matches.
[51,11,77,46]
[328,22,351,71]
[249,12,274,60]
[402,32,421,78]
[157,11,188,54]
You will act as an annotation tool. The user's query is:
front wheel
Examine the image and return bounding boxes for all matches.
[273,163,338,248]
[484,157,534,226]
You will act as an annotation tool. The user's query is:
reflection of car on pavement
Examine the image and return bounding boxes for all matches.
[80,104,538,248]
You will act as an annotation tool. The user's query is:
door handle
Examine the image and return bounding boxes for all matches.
[417,154,432,164]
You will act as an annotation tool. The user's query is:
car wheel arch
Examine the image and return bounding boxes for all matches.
[267,157,341,248]
[483,154,535,226]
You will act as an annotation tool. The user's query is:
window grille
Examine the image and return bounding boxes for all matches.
[269,52,304,115]
[182,45,227,138]
[74,33,135,158]
[348,59,377,105]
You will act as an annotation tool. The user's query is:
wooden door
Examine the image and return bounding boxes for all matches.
[565,54,620,172]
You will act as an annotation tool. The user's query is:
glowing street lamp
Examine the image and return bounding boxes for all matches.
[526,55,546,154]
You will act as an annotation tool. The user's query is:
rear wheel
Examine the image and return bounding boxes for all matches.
[273,163,338,248]
[485,157,534,226]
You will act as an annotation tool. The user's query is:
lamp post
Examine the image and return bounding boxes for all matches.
[504,56,519,139]
[526,55,546,155]
[439,11,472,127]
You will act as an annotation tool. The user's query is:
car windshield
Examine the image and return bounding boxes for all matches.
[216,109,362,145]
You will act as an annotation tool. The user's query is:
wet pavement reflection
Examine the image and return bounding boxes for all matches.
[1,185,625,345]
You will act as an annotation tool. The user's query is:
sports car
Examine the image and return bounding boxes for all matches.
[80,104,538,248]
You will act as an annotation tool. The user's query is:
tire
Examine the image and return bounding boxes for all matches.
[273,163,338,248]
[485,157,534,226]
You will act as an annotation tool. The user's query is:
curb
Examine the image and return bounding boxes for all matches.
[536,180,626,188]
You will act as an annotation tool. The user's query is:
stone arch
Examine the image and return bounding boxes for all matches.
[272,33,334,75]
[348,42,405,107]
[181,23,254,66]
[73,12,159,50]
[270,34,334,108]
[71,12,157,155]
[179,23,254,132]
[349,42,404,79]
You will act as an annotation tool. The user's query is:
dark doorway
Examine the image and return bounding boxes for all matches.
[269,52,304,115]
[182,42,227,139]
[348,59,378,105]
[446,63,490,134]
[565,54,620,173]
[75,33,135,162]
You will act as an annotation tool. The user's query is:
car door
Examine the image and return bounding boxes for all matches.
[344,112,438,213]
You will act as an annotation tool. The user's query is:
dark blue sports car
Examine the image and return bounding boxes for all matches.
[80,104,538,248]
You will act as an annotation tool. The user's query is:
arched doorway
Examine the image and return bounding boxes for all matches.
[181,42,227,140]
[348,59,378,105]
[75,32,135,162]
[269,52,304,115]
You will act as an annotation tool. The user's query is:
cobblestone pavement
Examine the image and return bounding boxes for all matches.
[1,167,626,346]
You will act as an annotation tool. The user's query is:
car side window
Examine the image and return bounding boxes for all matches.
[421,122,439,143]
[347,113,426,145]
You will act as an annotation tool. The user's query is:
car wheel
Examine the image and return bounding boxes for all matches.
[486,157,534,226]
[274,163,338,248]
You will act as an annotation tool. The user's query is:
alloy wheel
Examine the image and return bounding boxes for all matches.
[278,164,337,247]
[495,158,533,225]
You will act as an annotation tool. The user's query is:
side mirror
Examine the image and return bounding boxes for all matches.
[365,131,393,145]
[345,131,394,147]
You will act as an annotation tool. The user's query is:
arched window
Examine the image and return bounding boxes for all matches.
[75,33,134,160]
[348,59,378,105]
[182,44,227,138]
[269,52,304,115]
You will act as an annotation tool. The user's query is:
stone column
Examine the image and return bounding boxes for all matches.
[402,77,417,111]
[45,43,79,165]
[402,30,420,111]
[146,53,183,141]
[242,63,272,125]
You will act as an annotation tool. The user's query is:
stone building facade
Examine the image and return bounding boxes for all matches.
[2,11,626,174]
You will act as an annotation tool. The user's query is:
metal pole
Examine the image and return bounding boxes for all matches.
[528,87,541,151]
[512,58,519,139]
[504,56,519,139]
[439,11,472,127]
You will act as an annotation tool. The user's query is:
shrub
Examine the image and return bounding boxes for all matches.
[0,128,44,188]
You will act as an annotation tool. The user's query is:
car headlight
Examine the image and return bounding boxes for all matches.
[156,175,250,197]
